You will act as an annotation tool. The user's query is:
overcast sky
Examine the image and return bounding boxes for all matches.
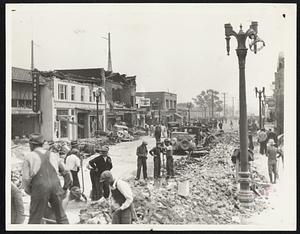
[7,3,295,114]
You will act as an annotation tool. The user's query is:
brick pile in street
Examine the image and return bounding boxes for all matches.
[78,132,269,224]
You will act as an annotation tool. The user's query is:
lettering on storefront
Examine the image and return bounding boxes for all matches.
[32,69,40,113]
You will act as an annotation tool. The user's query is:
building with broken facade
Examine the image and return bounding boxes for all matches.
[11,67,45,138]
[274,52,284,135]
[11,67,137,141]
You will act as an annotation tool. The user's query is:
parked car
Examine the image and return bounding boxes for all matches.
[170,131,196,155]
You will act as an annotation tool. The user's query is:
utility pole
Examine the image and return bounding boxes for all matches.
[255,87,265,129]
[31,40,34,71]
[222,92,226,118]
[107,32,112,72]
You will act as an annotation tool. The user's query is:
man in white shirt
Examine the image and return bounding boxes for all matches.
[100,171,134,224]
[65,148,81,188]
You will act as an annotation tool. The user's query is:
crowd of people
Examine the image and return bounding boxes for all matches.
[11,119,284,225]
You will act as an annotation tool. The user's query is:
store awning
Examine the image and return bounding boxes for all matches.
[12,108,40,115]
[174,113,183,119]
[57,116,84,128]
[75,108,91,113]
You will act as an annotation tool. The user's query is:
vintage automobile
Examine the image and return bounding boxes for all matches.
[170,131,196,155]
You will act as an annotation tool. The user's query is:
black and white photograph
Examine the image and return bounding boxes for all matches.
[5,3,296,231]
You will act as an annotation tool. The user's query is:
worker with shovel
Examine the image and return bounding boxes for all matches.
[22,133,73,224]
[100,171,136,224]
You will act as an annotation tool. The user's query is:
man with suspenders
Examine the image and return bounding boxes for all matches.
[22,133,72,224]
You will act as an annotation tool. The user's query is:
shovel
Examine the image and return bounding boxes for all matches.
[80,157,88,202]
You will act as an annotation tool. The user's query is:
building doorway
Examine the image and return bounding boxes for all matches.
[77,113,86,139]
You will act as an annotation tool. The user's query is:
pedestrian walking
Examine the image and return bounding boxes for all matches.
[218,122,223,130]
[100,171,136,224]
[248,131,254,151]
[164,138,175,178]
[135,141,148,180]
[22,133,72,224]
[11,182,25,224]
[230,120,233,129]
[154,125,162,143]
[266,139,282,184]
[257,128,268,155]
[267,128,278,145]
[65,148,81,188]
[87,146,112,200]
[149,142,163,179]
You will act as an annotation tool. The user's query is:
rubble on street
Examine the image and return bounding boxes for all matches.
[79,132,270,225]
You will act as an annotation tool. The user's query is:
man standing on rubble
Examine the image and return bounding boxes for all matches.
[135,141,148,180]
[88,146,113,200]
[100,171,135,224]
[22,133,72,224]
[258,128,268,155]
[149,142,163,179]
[154,124,162,143]
[164,138,175,178]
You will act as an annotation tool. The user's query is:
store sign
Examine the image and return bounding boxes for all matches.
[136,96,150,107]
[32,69,40,113]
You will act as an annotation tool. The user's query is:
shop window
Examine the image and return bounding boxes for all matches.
[57,109,69,115]
[58,84,67,100]
[71,86,75,101]
[12,99,18,107]
[81,87,85,101]
[60,120,68,138]
[89,88,93,102]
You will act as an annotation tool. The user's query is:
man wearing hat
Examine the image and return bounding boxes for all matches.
[149,142,163,179]
[266,139,282,184]
[164,138,175,178]
[100,171,135,224]
[135,141,148,180]
[65,148,81,188]
[22,133,72,224]
[87,146,112,200]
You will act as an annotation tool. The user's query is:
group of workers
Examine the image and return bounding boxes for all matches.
[11,133,136,224]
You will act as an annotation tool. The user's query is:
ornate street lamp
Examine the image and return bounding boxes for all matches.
[93,87,104,137]
[224,21,265,207]
[255,87,265,129]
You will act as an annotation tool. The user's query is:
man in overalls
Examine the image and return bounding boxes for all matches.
[22,133,72,224]
[100,171,135,224]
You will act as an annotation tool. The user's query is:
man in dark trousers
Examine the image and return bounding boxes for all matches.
[164,138,175,178]
[258,128,268,155]
[100,171,135,224]
[22,133,72,224]
[149,142,163,179]
[154,125,162,143]
[267,128,278,145]
[11,182,25,224]
[135,141,148,180]
[88,146,113,200]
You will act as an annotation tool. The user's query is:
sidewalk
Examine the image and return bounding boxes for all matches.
[244,146,295,229]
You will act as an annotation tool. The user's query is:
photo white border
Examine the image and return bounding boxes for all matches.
[5,3,297,231]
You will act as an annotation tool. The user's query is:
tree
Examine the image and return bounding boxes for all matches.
[193,89,223,118]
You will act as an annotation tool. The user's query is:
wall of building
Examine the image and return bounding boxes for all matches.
[274,55,284,134]
[122,84,136,107]
[40,80,54,141]
[136,92,177,111]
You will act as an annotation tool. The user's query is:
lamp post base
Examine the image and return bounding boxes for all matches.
[238,171,253,207]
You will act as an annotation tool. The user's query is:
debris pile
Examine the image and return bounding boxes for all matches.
[79,200,112,224]
[79,133,269,224]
